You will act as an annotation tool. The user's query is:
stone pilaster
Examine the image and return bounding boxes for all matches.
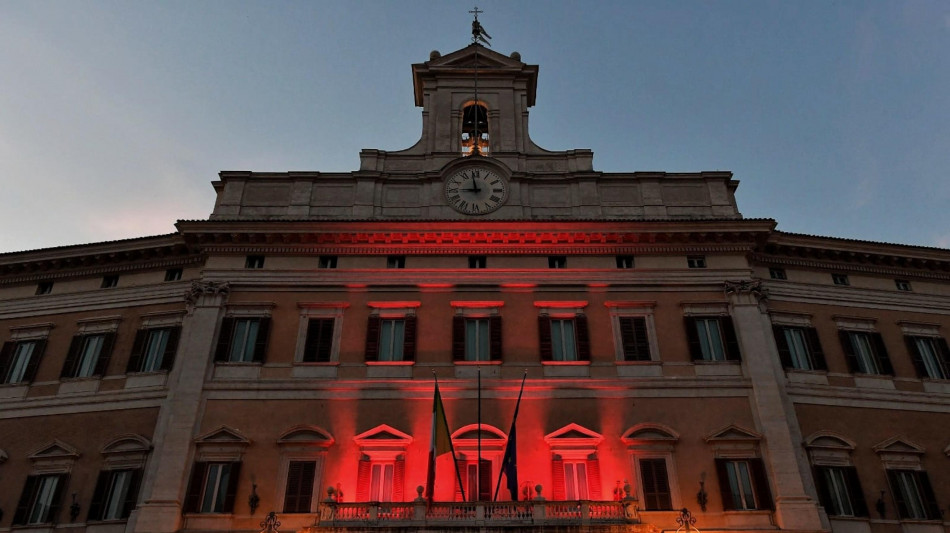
[132,281,230,533]
[724,280,825,531]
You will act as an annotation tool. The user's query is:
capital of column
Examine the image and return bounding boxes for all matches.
[723,280,767,307]
[185,280,230,310]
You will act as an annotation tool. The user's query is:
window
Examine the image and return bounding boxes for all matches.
[36,281,54,295]
[685,316,741,361]
[101,275,119,288]
[905,335,950,379]
[453,316,501,362]
[365,314,416,362]
[387,255,405,269]
[814,466,867,517]
[832,273,850,286]
[354,425,410,502]
[215,318,270,363]
[839,330,893,375]
[164,268,183,281]
[639,458,673,510]
[769,267,787,280]
[302,318,335,362]
[0,339,46,384]
[88,469,143,521]
[563,460,590,500]
[618,317,651,361]
[62,333,115,378]
[686,256,706,269]
[616,255,634,269]
[548,256,567,269]
[895,279,911,291]
[545,424,603,501]
[469,255,487,269]
[539,313,589,362]
[772,326,826,371]
[184,462,241,513]
[12,474,68,525]
[461,103,490,156]
[127,327,181,373]
[459,460,492,502]
[319,256,338,269]
[283,461,317,513]
[886,470,940,520]
[715,458,772,511]
[245,255,265,269]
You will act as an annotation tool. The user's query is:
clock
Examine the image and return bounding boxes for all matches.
[444,166,509,215]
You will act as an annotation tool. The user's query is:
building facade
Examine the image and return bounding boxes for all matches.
[1,44,948,533]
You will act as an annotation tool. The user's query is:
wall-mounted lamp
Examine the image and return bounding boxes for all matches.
[696,472,708,512]
[69,493,80,522]
[248,483,260,515]
[875,490,886,519]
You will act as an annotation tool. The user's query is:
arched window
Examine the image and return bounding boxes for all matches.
[461,103,490,156]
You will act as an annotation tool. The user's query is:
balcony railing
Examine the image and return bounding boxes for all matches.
[313,499,639,528]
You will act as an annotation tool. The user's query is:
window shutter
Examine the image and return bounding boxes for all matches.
[22,338,46,383]
[284,461,316,513]
[452,316,465,361]
[812,466,833,514]
[160,326,181,371]
[183,463,207,513]
[61,335,83,378]
[641,458,672,510]
[917,471,941,520]
[844,466,868,517]
[304,318,334,362]
[538,315,553,361]
[456,461,468,501]
[586,454,602,500]
[626,317,651,361]
[127,329,148,373]
[870,332,893,375]
[904,336,927,378]
[805,327,827,371]
[575,315,591,361]
[253,318,271,363]
[684,317,703,360]
[749,458,773,510]
[714,459,735,511]
[938,337,950,371]
[222,462,242,513]
[489,315,503,361]
[838,331,859,373]
[365,316,381,362]
[393,456,406,501]
[356,457,372,501]
[87,470,111,520]
[478,459,492,501]
[551,456,565,500]
[721,316,742,361]
[94,332,116,377]
[214,317,235,362]
[886,470,909,519]
[0,341,15,382]
[772,326,793,368]
[47,473,70,524]
[403,315,417,362]
[122,468,143,518]
[13,475,40,525]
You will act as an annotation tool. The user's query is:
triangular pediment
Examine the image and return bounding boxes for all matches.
[354,424,413,446]
[101,434,152,455]
[278,425,335,446]
[29,440,80,461]
[874,436,924,455]
[425,44,525,70]
[544,423,603,445]
[195,425,251,445]
[704,424,762,443]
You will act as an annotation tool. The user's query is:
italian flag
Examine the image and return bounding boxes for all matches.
[426,382,455,504]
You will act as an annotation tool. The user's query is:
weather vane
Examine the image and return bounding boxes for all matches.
[470,6,491,46]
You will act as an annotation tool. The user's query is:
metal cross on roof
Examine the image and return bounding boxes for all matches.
[470,6,491,46]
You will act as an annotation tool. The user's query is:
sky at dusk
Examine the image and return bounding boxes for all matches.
[2,1,949,253]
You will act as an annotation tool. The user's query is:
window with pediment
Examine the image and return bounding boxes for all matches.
[705,425,773,511]
[874,436,940,521]
[277,426,334,514]
[354,425,412,502]
[622,424,680,511]
[87,434,151,521]
[12,440,79,525]
[451,424,507,501]
[184,426,249,514]
[804,431,868,518]
[545,423,603,500]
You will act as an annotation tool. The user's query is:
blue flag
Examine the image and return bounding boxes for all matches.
[502,423,519,500]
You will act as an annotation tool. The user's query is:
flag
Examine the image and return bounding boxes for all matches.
[500,423,519,500]
[426,382,454,504]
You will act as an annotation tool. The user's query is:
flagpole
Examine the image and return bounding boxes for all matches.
[477,366,481,502]
[434,373,467,503]
[494,370,527,501]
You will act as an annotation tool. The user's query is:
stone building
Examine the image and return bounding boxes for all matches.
[1,44,948,533]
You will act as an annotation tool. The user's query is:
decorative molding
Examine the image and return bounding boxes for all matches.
[185,280,230,309]
[723,280,767,304]
[277,425,335,447]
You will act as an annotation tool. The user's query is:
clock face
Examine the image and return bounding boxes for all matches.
[444,166,509,215]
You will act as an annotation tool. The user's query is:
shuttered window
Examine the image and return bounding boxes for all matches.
[685,317,741,361]
[303,318,335,362]
[772,326,826,371]
[813,466,868,517]
[61,333,116,378]
[283,461,316,513]
[215,318,271,363]
[183,462,241,513]
[0,339,46,384]
[714,458,773,511]
[365,315,416,362]
[87,469,143,521]
[887,469,941,520]
[127,327,181,373]
[12,474,68,525]
[639,458,672,510]
[839,330,893,375]
[904,336,950,380]
[619,317,651,361]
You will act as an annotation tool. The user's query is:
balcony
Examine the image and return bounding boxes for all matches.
[310,499,642,530]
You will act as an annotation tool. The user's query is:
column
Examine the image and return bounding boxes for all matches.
[725,280,825,531]
[132,281,229,533]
